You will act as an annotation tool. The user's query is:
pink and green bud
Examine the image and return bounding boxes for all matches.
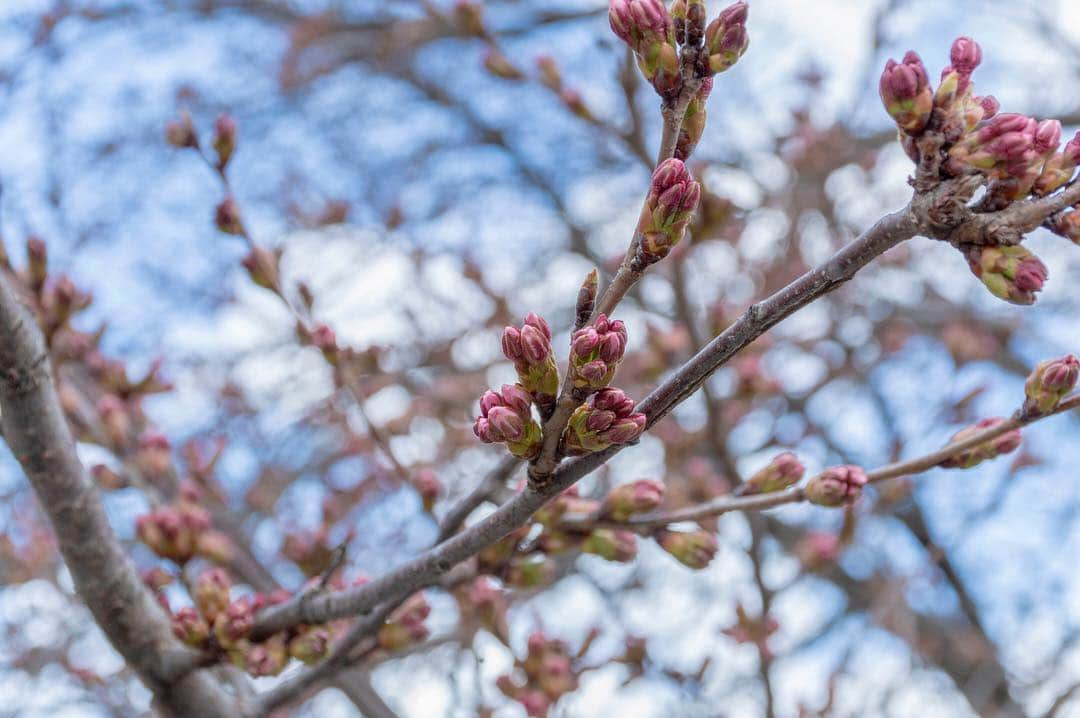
[939,417,1022,468]
[214,196,244,235]
[657,529,718,569]
[609,0,681,98]
[1024,355,1079,416]
[193,567,231,622]
[950,37,982,75]
[171,607,210,647]
[637,159,701,264]
[564,388,646,454]
[879,51,933,134]
[804,465,868,507]
[412,468,442,512]
[676,77,712,160]
[165,112,198,149]
[965,244,1047,305]
[246,635,288,677]
[1035,133,1080,195]
[506,554,556,588]
[378,592,431,651]
[602,478,665,520]
[195,530,233,564]
[704,2,749,75]
[569,314,628,390]
[241,246,281,290]
[212,114,236,170]
[502,313,560,407]
[583,529,638,562]
[738,451,805,496]
[575,268,599,329]
[474,384,543,459]
[288,626,331,664]
[213,597,255,648]
[1051,209,1080,245]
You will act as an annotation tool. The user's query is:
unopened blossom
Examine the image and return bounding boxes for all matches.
[412,468,442,512]
[193,567,231,622]
[506,554,556,588]
[950,36,982,75]
[676,77,712,160]
[97,394,130,448]
[608,0,680,99]
[794,531,842,570]
[212,114,236,169]
[569,314,628,390]
[1024,355,1079,416]
[1051,209,1080,244]
[288,626,331,664]
[171,607,210,647]
[214,196,244,235]
[738,451,804,496]
[704,2,749,75]
[656,529,718,569]
[950,113,1041,180]
[879,51,933,134]
[213,597,255,648]
[636,159,701,264]
[245,635,288,677]
[241,246,280,290]
[965,244,1047,305]
[1035,132,1080,195]
[575,269,598,329]
[165,112,198,149]
[136,430,172,476]
[939,417,1022,469]
[502,313,560,409]
[804,465,868,507]
[136,501,210,564]
[563,388,646,454]
[473,383,544,459]
[378,592,431,651]
[602,478,665,521]
[582,529,638,562]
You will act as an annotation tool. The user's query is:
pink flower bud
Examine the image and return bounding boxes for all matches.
[212,114,236,169]
[214,196,244,236]
[879,51,933,134]
[165,112,198,149]
[1034,119,1062,155]
[288,626,331,664]
[565,388,646,454]
[1024,355,1079,415]
[657,529,718,569]
[804,465,868,507]
[603,478,665,520]
[582,529,638,562]
[246,635,288,677]
[193,568,232,622]
[704,2,750,75]
[740,451,805,495]
[950,36,981,74]
[940,417,1022,469]
[966,245,1047,305]
[172,607,210,647]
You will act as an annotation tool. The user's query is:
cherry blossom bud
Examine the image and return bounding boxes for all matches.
[172,607,210,647]
[582,529,638,562]
[657,529,718,569]
[609,0,681,99]
[879,51,933,134]
[939,417,1022,469]
[97,395,131,448]
[636,159,700,264]
[502,314,559,408]
[738,451,804,496]
[569,314,628,390]
[804,465,868,507]
[26,237,47,291]
[474,384,543,459]
[675,77,712,160]
[241,246,280,290]
[704,1,749,75]
[965,244,1047,305]
[213,597,255,647]
[246,635,288,677]
[564,388,646,454]
[165,112,198,149]
[412,468,442,512]
[288,626,331,664]
[575,269,598,330]
[195,530,233,564]
[136,430,173,476]
[214,196,244,235]
[950,36,981,75]
[602,479,665,520]
[483,48,524,80]
[1051,209,1080,245]
[211,114,236,169]
[1024,355,1079,416]
[506,554,556,588]
[141,567,174,592]
[193,568,231,622]
[794,531,841,570]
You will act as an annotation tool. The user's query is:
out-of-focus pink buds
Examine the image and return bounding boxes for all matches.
[676,77,712,160]
[288,626,331,664]
[609,0,681,99]
[569,314,628,390]
[136,430,173,476]
[738,451,805,496]
[950,37,982,75]
[136,501,210,564]
[636,159,701,264]
[241,246,281,290]
[879,51,933,134]
[165,112,198,149]
[506,554,556,588]
[214,196,244,236]
[804,465,868,507]
[1024,355,1079,416]
[965,244,1047,305]
[97,395,131,448]
[474,384,544,459]
[172,607,210,647]
[212,596,255,648]
[378,592,431,651]
[939,417,1022,468]
[564,388,646,454]
[412,468,442,512]
[704,1,749,75]
[582,528,638,562]
[212,114,236,170]
[602,478,665,520]
[656,529,718,569]
[245,635,288,677]
[502,313,560,409]
[193,567,232,622]
[483,48,524,80]
[794,531,841,570]
[195,530,233,564]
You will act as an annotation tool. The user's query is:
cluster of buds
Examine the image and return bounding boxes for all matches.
[939,417,1022,469]
[563,388,646,455]
[581,528,638,562]
[702,1,749,75]
[804,465,868,507]
[655,528,718,569]
[377,592,432,651]
[473,384,544,459]
[964,244,1048,305]
[950,114,1064,196]
[600,478,665,521]
[1023,355,1079,416]
[737,452,804,496]
[497,632,580,717]
[502,313,560,412]
[568,314,628,390]
[136,498,231,565]
[458,576,510,642]
[635,159,701,266]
